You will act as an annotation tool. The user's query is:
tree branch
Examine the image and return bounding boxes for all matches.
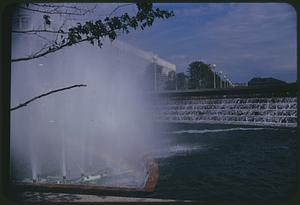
[12,3,174,62]
[11,38,89,62]
[30,3,97,14]
[18,4,96,16]
[108,3,134,18]
[12,21,131,62]
[10,84,87,111]
[12,29,66,34]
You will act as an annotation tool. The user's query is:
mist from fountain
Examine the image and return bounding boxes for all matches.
[10,7,161,187]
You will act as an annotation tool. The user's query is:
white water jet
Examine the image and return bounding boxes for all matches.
[11,5,163,186]
[30,153,37,181]
[61,134,67,179]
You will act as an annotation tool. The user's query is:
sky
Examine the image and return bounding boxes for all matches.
[116,3,297,83]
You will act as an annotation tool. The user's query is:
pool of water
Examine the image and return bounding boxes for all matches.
[144,123,297,202]
[12,123,297,202]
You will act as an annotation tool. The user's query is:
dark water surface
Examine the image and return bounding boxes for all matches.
[145,123,297,202]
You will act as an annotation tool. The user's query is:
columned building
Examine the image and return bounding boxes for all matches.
[110,40,176,91]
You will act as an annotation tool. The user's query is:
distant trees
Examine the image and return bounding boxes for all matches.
[187,61,214,89]
[248,77,286,86]
[161,61,217,91]
[163,60,229,91]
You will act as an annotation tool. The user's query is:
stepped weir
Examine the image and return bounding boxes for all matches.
[153,84,298,127]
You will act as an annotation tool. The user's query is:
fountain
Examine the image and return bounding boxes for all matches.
[153,94,297,127]
[10,6,161,192]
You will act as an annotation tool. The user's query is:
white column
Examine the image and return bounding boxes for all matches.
[213,72,216,88]
[211,64,216,89]
[220,71,223,88]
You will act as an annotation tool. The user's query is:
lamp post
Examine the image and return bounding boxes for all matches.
[175,73,178,91]
[211,64,216,89]
[219,71,223,88]
[224,75,227,88]
[227,78,231,88]
[199,80,202,89]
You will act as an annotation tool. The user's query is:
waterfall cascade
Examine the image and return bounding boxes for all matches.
[153,95,297,127]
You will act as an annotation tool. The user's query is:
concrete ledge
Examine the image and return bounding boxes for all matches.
[154,83,297,97]
[19,191,184,202]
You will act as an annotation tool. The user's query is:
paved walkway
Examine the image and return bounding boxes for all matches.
[19,191,186,202]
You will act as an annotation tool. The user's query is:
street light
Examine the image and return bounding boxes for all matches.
[210,64,216,89]
[224,76,230,88]
[199,79,202,89]
[224,75,227,88]
[219,71,223,88]
[225,78,229,88]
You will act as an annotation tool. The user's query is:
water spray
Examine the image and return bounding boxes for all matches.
[62,175,66,183]
[80,173,84,181]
